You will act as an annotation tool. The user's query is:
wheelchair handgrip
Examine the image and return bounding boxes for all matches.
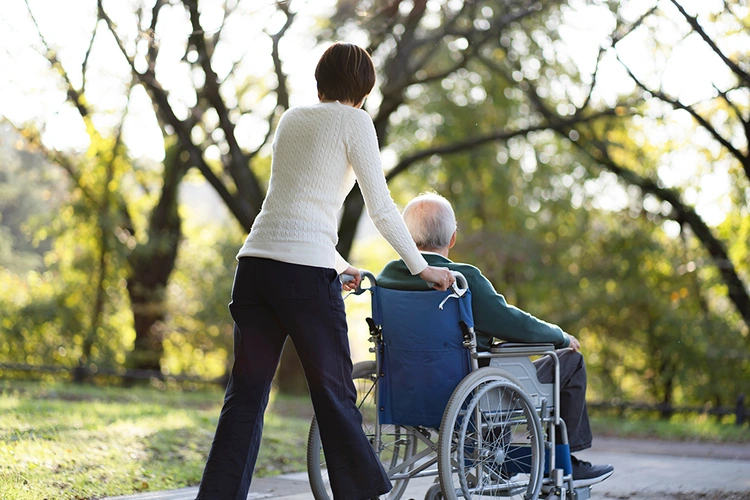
[451,271,469,292]
[428,271,469,294]
[339,270,377,295]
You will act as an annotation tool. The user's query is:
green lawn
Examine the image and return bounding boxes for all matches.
[590,413,750,443]
[0,380,313,500]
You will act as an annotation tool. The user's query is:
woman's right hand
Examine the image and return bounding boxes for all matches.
[419,266,456,291]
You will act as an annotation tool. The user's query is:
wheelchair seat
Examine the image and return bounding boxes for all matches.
[488,343,554,408]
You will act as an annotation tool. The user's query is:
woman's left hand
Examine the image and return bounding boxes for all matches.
[341,266,361,291]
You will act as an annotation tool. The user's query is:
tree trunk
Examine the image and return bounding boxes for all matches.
[336,185,366,261]
[125,147,186,374]
[660,375,675,420]
[127,278,168,372]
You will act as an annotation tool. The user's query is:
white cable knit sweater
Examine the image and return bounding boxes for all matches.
[237,101,428,275]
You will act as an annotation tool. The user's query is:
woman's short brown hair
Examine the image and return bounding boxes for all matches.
[315,43,375,105]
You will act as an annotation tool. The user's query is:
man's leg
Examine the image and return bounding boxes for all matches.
[534,349,591,452]
[534,349,612,484]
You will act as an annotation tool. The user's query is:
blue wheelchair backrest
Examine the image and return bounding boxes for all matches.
[372,286,474,429]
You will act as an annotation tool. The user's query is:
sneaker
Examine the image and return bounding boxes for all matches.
[570,455,614,487]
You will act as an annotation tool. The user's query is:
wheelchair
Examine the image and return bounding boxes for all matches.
[307,270,596,500]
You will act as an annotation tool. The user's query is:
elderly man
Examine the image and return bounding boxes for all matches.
[377,193,614,486]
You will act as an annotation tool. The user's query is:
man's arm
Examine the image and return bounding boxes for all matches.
[461,265,570,349]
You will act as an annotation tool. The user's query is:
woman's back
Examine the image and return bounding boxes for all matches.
[237,101,363,270]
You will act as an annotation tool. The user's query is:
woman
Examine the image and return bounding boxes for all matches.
[195,42,455,500]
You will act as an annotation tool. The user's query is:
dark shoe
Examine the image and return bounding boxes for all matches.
[570,455,614,487]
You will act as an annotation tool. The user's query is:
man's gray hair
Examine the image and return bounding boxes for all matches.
[402,193,457,250]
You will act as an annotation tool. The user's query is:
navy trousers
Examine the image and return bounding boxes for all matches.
[196,257,392,500]
[533,349,593,453]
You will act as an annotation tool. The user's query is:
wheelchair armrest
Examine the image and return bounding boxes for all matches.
[489,343,556,355]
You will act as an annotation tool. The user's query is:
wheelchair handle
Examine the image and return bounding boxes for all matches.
[427,270,469,295]
[340,270,377,295]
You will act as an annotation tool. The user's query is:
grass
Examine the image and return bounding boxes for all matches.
[0,379,313,500]
[590,412,750,443]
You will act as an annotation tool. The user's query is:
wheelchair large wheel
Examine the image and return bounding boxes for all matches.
[306,360,417,500]
[438,367,544,500]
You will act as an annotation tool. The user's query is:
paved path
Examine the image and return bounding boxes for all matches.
[104,438,750,500]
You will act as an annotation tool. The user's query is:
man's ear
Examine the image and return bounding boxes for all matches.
[449,230,457,249]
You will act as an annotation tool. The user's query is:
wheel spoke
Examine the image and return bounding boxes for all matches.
[439,370,543,500]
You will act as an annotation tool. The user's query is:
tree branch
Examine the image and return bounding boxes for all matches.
[669,0,750,87]
[572,132,750,329]
[20,128,99,205]
[268,1,294,111]
[611,5,658,46]
[575,44,605,115]
[712,83,746,124]
[25,0,91,119]
[99,1,256,230]
[81,20,99,92]
[98,0,140,76]
[184,0,263,214]
[146,0,166,72]
[385,110,618,181]
[616,51,749,176]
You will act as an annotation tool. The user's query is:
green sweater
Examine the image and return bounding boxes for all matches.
[377,253,570,351]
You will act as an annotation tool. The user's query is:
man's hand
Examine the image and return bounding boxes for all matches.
[341,266,361,292]
[567,334,581,352]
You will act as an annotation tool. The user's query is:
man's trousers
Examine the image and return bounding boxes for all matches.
[196,257,392,500]
[533,348,593,453]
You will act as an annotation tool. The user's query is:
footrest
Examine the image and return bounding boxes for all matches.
[574,485,591,499]
[541,485,591,499]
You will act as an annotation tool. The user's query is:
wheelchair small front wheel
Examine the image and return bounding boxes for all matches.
[438,367,544,500]
[424,482,444,500]
[306,360,416,500]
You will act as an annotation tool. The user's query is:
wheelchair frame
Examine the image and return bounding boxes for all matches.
[306,271,591,500]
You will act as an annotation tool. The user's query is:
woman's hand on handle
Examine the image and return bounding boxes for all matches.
[419,266,456,291]
[341,266,362,292]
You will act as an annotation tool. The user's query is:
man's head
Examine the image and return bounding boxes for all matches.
[402,193,457,255]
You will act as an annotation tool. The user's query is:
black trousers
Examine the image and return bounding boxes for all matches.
[533,349,593,453]
[196,257,392,500]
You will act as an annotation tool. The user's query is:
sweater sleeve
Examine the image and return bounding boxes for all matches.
[463,265,570,349]
[344,109,428,275]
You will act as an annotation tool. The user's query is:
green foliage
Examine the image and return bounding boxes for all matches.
[384,42,749,409]
[0,125,58,272]
[369,0,750,411]
[0,122,134,370]
[161,211,245,379]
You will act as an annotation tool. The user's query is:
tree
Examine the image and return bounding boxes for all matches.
[14,1,189,373]
[502,0,750,331]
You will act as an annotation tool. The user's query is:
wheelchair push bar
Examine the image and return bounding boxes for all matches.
[340,269,469,298]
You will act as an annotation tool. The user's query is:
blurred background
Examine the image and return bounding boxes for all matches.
[0,0,749,497]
